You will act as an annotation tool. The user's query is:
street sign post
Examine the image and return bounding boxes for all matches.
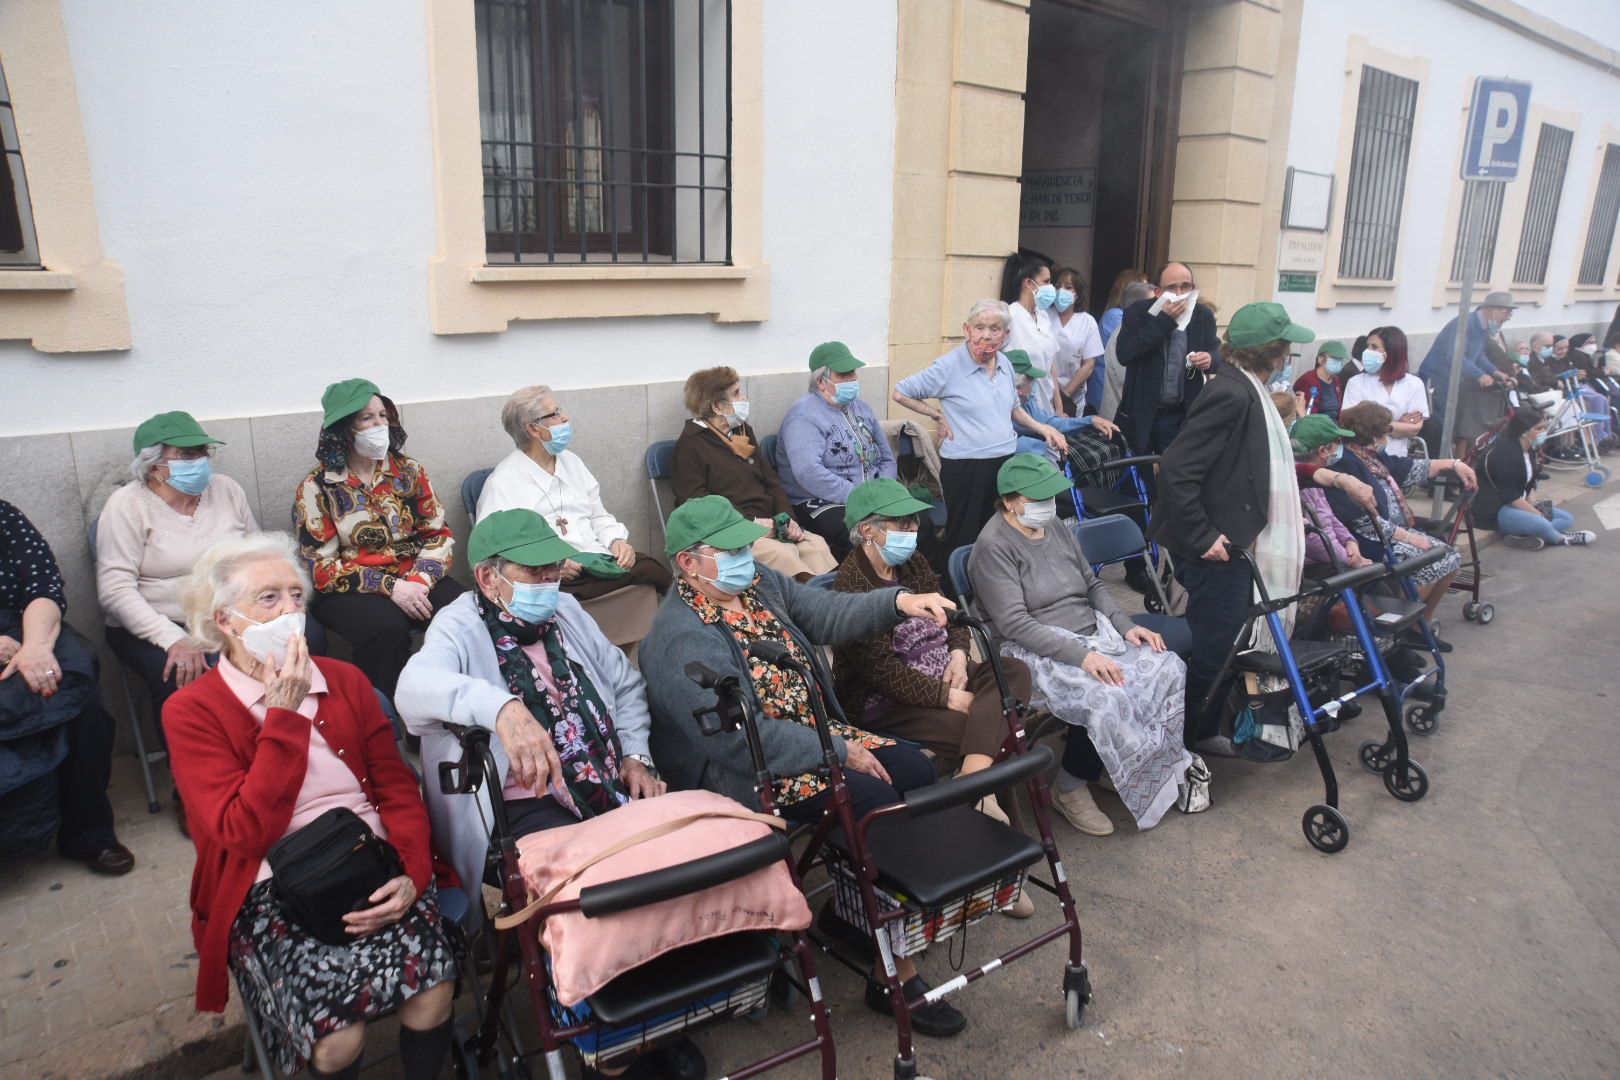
[1434,77,1532,517]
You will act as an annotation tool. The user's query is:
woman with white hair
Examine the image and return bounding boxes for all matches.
[96,412,258,829]
[892,299,1069,567]
[475,384,671,599]
[164,533,455,1080]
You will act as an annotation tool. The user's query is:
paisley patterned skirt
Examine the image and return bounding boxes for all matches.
[228,880,458,1074]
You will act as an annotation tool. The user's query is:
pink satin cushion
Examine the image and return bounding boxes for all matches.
[515,789,811,1007]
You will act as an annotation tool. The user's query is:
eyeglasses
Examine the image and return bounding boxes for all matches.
[536,409,568,424]
[500,565,564,585]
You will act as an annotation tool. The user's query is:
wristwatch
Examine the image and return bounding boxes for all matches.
[626,753,656,773]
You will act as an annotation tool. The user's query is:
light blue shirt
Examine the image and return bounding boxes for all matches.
[895,345,1020,460]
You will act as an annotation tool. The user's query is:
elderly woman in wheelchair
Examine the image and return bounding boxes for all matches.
[969,455,1197,835]
[396,509,708,1080]
[638,495,975,1038]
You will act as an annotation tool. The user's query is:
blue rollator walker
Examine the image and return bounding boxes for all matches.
[1063,449,1169,609]
[1200,548,1430,854]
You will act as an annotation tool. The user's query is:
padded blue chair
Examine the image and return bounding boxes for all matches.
[461,466,494,521]
[761,434,780,472]
[1070,516,1192,657]
[645,440,678,539]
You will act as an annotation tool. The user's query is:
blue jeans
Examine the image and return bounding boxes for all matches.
[1497,505,1573,544]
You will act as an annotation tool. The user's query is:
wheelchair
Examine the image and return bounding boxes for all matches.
[437,724,837,1080]
[686,616,1090,1080]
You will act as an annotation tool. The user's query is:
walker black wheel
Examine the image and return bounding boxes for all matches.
[1383,759,1429,802]
[1404,702,1438,737]
[1462,602,1479,621]
[1475,603,1495,625]
[1066,988,1086,1029]
[1143,593,1165,615]
[1302,805,1350,853]
[1358,740,1391,774]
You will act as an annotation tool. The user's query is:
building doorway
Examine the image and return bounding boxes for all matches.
[1018,0,1186,314]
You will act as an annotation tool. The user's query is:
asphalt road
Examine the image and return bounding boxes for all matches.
[207,488,1620,1080]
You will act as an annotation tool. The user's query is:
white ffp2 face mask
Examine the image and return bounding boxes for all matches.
[1016,498,1057,529]
[353,424,391,461]
[231,610,306,668]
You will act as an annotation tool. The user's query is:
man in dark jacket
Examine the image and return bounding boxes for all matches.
[1150,302,1314,751]
[1113,262,1223,457]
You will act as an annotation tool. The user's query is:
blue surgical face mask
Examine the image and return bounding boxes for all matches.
[876,528,918,567]
[1532,431,1549,448]
[1054,288,1076,313]
[1033,283,1058,310]
[1486,319,1502,334]
[1538,345,1554,360]
[500,573,562,624]
[1360,350,1385,375]
[164,457,212,496]
[1325,357,1346,376]
[540,421,572,455]
[726,400,751,429]
[1514,353,1530,367]
[704,549,756,595]
[833,381,861,405]
[1325,444,1344,466]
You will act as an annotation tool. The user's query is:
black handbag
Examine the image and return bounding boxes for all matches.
[267,807,404,947]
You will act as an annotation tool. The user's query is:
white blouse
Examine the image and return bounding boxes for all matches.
[1341,373,1428,457]
[1006,301,1061,410]
[474,449,630,556]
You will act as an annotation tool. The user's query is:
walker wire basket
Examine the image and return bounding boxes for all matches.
[550,971,772,1068]
[828,855,1026,958]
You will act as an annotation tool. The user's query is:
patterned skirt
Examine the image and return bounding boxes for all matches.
[228,879,458,1075]
[1003,624,1193,830]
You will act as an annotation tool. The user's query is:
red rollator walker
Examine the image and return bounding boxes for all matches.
[686,610,1090,1080]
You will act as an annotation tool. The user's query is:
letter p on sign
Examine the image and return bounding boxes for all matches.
[1463,77,1532,181]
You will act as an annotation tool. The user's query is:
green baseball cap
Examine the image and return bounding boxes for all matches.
[1317,340,1348,360]
[1227,302,1314,349]
[468,508,579,568]
[321,378,382,428]
[1004,348,1047,380]
[809,341,865,374]
[844,478,934,529]
[996,453,1074,499]
[132,411,223,454]
[1289,414,1355,454]
[664,495,770,557]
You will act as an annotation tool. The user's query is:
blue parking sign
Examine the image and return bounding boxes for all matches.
[1462,77,1532,181]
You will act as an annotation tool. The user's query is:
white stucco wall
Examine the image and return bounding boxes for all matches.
[0,0,899,437]
[1276,0,1620,340]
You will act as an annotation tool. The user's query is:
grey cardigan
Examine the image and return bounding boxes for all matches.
[969,512,1136,669]
[394,591,653,924]
[639,567,906,808]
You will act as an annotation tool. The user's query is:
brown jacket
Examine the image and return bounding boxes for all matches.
[672,418,790,519]
[831,548,970,718]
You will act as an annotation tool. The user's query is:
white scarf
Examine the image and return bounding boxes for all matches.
[1237,367,1304,651]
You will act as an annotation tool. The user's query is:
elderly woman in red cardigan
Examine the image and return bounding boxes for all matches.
[163,533,454,1080]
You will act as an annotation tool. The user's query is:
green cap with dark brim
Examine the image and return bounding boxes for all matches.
[844,477,934,529]
[1288,414,1356,454]
[1317,340,1348,360]
[996,453,1074,500]
[132,411,224,454]
[809,341,865,374]
[321,378,383,428]
[1227,302,1314,350]
[1004,348,1047,380]
[468,508,579,568]
[664,494,771,557]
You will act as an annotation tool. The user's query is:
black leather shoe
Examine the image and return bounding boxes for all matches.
[646,1037,706,1080]
[72,843,134,876]
[865,975,967,1038]
[1336,700,1362,723]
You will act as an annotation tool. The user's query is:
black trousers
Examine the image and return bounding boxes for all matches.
[310,577,467,697]
[791,503,852,563]
[1176,557,1253,745]
[1059,727,1105,783]
[936,455,1011,580]
[58,691,119,857]
[782,743,937,824]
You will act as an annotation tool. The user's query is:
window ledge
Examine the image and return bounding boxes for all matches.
[471,263,754,284]
[0,269,75,291]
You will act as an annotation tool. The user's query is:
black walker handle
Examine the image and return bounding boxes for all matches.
[577,832,791,918]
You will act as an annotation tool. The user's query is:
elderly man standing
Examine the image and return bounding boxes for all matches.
[476,385,671,601]
[1419,291,1518,456]
[1112,262,1222,459]
[777,342,898,562]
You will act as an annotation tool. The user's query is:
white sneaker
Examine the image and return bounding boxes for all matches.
[1559,530,1597,546]
[975,795,1010,826]
[1050,783,1114,836]
[1501,534,1545,550]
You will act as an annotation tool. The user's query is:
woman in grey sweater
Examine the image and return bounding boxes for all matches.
[640,495,971,1039]
[970,456,1194,834]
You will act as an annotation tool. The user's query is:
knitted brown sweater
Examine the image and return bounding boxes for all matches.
[831,548,970,719]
